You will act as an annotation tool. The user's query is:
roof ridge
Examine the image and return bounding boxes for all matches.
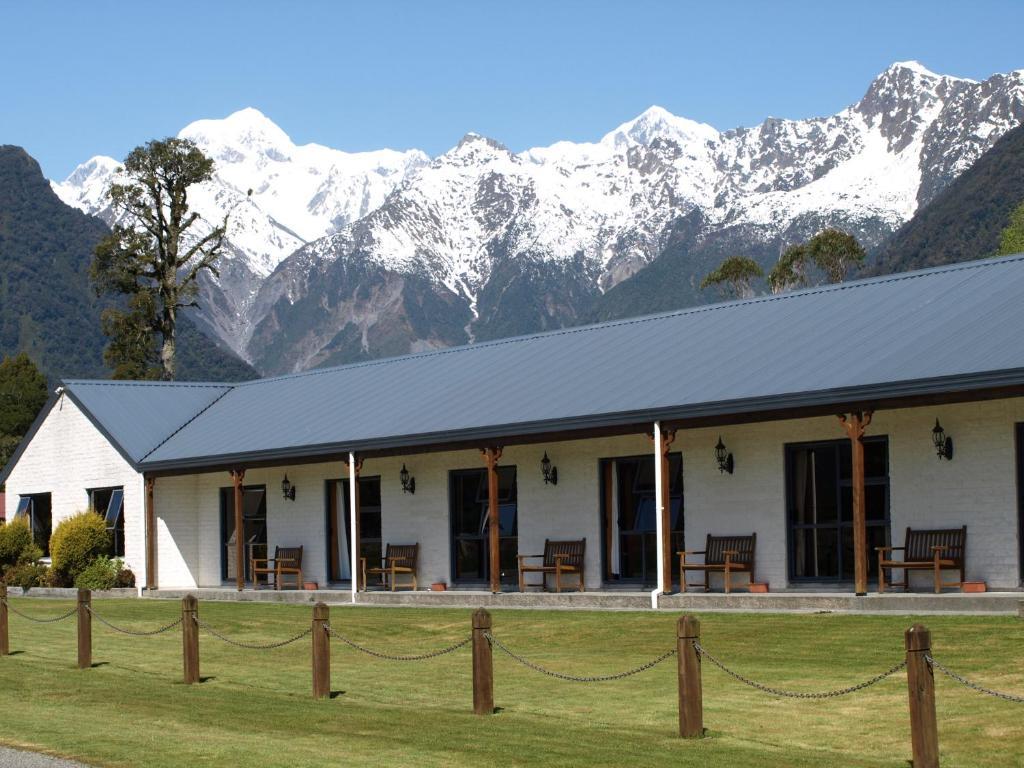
[236,253,1024,386]
[138,385,237,462]
[63,379,231,389]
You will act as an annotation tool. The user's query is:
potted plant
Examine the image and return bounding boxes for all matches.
[430,581,447,592]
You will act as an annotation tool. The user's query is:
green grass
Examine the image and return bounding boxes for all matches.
[1,598,1022,767]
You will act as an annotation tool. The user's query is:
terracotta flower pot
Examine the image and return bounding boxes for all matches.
[962,581,986,593]
[748,582,770,593]
[303,581,319,591]
[430,582,447,592]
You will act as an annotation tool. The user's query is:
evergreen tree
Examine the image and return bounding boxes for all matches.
[767,244,810,294]
[700,256,764,299]
[997,200,1024,255]
[0,353,48,470]
[91,138,227,380]
[807,228,865,283]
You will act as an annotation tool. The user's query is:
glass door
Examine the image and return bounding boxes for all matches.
[1016,423,1024,584]
[786,438,890,582]
[603,455,683,586]
[220,485,267,584]
[449,466,517,584]
[325,477,382,582]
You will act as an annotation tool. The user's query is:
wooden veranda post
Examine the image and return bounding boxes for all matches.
[182,595,199,684]
[838,411,873,596]
[77,589,92,670]
[472,608,494,715]
[659,428,676,594]
[905,624,939,768]
[230,469,245,591]
[481,447,503,593]
[0,583,8,656]
[145,476,157,591]
[677,615,703,738]
[311,602,330,699]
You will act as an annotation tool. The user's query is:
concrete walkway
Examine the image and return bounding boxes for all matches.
[0,747,88,767]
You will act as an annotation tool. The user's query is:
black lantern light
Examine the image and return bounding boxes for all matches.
[714,436,734,475]
[932,419,953,460]
[400,463,416,494]
[281,474,296,501]
[541,451,558,485]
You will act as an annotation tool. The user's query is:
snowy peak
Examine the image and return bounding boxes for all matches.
[602,105,720,149]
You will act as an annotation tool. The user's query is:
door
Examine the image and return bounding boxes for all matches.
[219,485,267,584]
[600,455,683,586]
[786,438,890,582]
[325,477,382,582]
[1017,423,1024,583]
[449,466,517,584]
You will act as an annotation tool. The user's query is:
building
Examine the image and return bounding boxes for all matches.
[3,256,1024,601]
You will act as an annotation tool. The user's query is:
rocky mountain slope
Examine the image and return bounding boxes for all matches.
[0,145,256,382]
[54,62,1024,374]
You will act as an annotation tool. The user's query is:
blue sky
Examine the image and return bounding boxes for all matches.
[2,0,1022,179]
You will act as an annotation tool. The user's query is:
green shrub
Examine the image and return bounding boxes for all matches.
[3,561,49,591]
[74,556,120,590]
[49,511,111,585]
[0,518,34,569]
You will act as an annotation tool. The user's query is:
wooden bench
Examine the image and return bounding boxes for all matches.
[361,543,419,591]
[877,526,966,593]
[251,545,303,590]
[679,534,756,594]
[518,539,586,592]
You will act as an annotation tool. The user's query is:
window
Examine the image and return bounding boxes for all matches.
[16,493,52,556]
[89,487,125,557]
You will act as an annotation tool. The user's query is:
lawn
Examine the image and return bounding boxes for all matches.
[0,598,1022,767]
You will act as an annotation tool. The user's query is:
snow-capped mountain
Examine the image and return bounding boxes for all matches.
[55,62,1024,374]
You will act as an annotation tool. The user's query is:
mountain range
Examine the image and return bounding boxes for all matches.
[52,61,1024,375]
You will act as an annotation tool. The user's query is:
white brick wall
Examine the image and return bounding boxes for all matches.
[3,394,146,583]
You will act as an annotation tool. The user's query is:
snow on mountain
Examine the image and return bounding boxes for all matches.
[54,63,1024,373]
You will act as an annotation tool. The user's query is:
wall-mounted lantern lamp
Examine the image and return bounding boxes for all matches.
[400,463,416,494]
[715,436,734,475]
[541,451,558,485]
[281,474,296,501]
[932,419,953,460]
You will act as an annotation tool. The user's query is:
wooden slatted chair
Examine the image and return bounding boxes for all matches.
[678,533,756,593]
[251,545,303,590]
[517,539,586,592]
[361,543,419,591]
[877,526,966,593]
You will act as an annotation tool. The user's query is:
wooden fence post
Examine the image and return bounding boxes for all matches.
[905,624,939,768]
[472,608,494,715]
[677,615,703,738]
[77,589,91,670]
[311,602,330,699]
[182,595,199,684]
[0,583,8,656]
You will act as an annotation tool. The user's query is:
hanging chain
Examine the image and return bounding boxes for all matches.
[195,617,311,650]
[325,624,471,660]
[84,605,183,636]
[2,599,78,624]
[485,631,675,682]
[695,642,906,698]
[926,655,1024,704]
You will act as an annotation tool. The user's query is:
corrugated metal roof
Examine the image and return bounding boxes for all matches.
[63,380,231,464]
[58,255,1024,472]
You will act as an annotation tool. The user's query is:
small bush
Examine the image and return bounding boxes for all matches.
[114,566,136,588]
[75,556,121,591]
[3,561,49,591]
[0,518,34,569]
[49,511,111,585]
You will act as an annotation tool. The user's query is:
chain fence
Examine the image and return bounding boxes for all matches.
[1,598,78,624]
[926,656,1024,704]
[694,642,908,699]
[485,631,676,682]
[326,624,471,661]
[195,617,311,650]
[84,605,183,636]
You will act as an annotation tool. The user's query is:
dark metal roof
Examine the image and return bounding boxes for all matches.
[29,254,1024,475]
